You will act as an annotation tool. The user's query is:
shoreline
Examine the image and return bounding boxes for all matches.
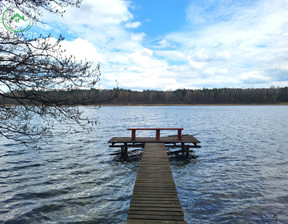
[2,103,288,107]
[99,103,288,106]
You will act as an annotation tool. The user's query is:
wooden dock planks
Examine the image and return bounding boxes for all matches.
[127,143,187,224]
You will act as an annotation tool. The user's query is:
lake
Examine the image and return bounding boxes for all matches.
[1,106,288,223]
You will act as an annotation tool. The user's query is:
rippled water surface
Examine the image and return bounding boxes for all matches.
[1,106,288,223]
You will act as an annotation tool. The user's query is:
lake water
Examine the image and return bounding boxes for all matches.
[1,106,288,224]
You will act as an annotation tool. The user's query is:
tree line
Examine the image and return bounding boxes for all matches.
[1,87,288,105]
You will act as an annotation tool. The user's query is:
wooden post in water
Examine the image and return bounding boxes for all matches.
[121,143,128,158]
[181,143,185,156]
[185,145,189,158]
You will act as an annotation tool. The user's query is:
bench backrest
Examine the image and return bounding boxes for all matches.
[127,128,183,130]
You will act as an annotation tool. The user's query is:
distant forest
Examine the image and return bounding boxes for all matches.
[1,87,288,105]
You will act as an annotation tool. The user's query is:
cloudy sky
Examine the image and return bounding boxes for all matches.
[35,0,288,90]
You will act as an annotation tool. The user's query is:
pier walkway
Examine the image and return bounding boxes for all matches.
[127,143,187,224]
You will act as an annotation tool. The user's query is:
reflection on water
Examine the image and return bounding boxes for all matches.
[1,106,288,223]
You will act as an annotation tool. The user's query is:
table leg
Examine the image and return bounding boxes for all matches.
[156,129,160,140]
[131,130,136,140]
[178,130,182,140]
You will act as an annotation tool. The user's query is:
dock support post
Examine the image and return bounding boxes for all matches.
[185,145,190,158]
[121,143,128,158]
[181,143,185,156]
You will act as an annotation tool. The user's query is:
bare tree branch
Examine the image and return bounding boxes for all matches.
[0,0,102,149]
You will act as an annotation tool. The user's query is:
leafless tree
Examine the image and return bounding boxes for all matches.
[0,0,101,149]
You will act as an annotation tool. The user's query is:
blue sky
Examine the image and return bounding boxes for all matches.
[30,0,288,90]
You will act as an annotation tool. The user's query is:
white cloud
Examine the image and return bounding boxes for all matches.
[156,39,170,48]
[29,36,103,64]
[60,38,103,62]
[42,0,135,45]
[187,56,206,69]
[240,71,271,85]
[130,32,145,42]
[155,50,186,61]
[125,21,141,29]
[64,0,132,27]
[204,68,228,76]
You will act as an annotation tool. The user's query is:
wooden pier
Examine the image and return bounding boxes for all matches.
[127,143,187,224]
[108,128,201,223]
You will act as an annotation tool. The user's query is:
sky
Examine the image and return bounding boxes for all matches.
[21,0,288,90]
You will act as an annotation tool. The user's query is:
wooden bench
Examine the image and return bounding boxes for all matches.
[127,128,183,140]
